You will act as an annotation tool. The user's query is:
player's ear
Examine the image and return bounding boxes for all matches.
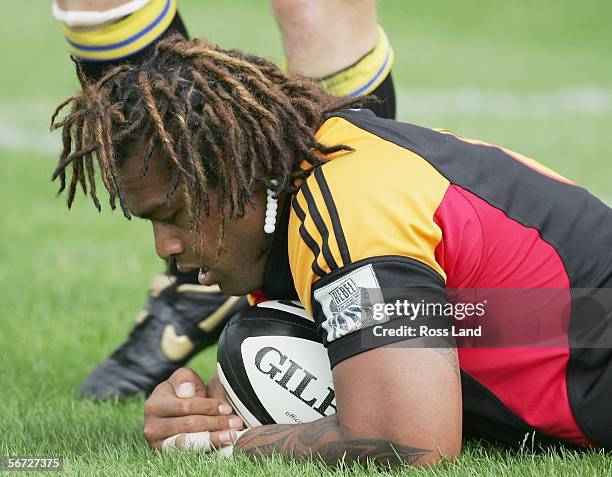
[167,367,207,398]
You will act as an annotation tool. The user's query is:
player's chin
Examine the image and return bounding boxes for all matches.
[217,276,259,297]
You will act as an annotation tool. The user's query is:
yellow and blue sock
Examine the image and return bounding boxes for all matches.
[316,26,396,119]
[62,0,178,64]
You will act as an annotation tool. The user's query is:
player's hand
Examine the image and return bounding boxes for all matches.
[205,372,230,401]
[143,367,244,451]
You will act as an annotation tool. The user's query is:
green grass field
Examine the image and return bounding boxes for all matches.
[1,1,611,475]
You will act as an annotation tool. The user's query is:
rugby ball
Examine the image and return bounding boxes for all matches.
[217,300,336,427]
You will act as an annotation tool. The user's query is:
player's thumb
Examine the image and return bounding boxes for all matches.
[168,367,207,398]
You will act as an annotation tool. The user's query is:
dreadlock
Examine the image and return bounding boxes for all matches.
[50,34,364,252]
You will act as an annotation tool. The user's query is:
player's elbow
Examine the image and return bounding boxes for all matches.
[425,436,462,465]
[340,423,461,468]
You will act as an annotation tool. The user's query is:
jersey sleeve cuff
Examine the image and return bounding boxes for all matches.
[310,256,448,367]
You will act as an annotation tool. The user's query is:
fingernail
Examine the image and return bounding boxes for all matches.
[177,382,194,398]
[219,403,233,415]
[229,417,243,429]
[219,430,236,445]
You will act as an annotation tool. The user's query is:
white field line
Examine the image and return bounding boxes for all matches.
[1,89,611,207]
[397,86,612,119]
[0,118,59,154]
[2,86,612,154]
[0,101,60,154]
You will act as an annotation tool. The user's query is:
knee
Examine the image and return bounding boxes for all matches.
[271,0,377,40]
[271,0,374,19]
[271,0,313,18]
[271,0,323,31]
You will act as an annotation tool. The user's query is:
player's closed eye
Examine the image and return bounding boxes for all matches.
[160,211,179,225]
[139,210,179,225]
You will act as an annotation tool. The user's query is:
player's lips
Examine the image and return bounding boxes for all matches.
[176,264,201,274]
[176,262,218,285]
[198,269,218,286]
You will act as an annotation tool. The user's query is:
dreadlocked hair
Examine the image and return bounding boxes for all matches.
[50,34,365,252]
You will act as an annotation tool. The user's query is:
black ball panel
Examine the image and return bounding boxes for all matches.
[217,301,331,427]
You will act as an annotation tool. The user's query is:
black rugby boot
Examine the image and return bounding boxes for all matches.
[78,274,248,400]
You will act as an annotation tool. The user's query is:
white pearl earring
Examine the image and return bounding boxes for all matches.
[264,180,278,234]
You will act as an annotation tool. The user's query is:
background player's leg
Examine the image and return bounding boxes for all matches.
[79,273,248,399]
[271,0,396,119]
[59,0,396,399]
[55,1,249,399]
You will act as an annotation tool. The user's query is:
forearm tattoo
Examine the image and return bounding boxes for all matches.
[423,336,460,379]
[434,346,460,378]
[235,415,431,468]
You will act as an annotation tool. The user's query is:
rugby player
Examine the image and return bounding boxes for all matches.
[51,35,612,466]
[53,0,396,399]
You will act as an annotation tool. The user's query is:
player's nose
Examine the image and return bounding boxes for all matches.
[152,224,184,260]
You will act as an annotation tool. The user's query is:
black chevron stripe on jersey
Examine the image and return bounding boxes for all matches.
[313,167,352,267]
[291,197,326,277]
[300,181,339,272]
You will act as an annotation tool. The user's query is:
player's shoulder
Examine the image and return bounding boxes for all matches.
[289,109,451,258]
[314,109,447,192]
[287,111,450,305]
[295,111,450,230]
